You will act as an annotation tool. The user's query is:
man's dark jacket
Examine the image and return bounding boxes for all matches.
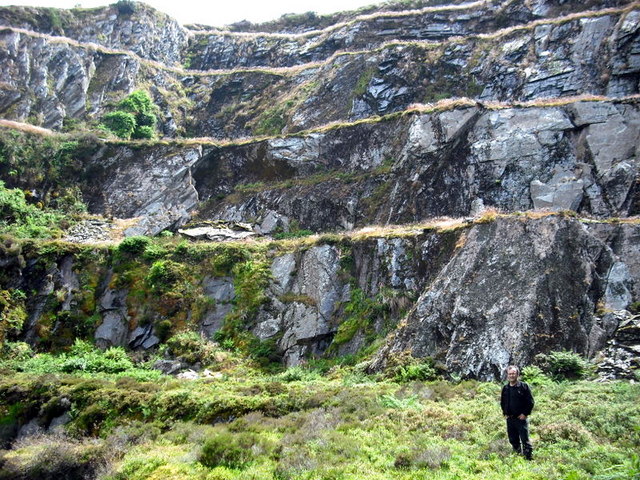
[500,381,534,417]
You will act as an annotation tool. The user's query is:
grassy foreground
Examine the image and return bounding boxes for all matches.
[0,349,638,480]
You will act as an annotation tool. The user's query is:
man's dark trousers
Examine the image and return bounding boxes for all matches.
[506,417,532,459]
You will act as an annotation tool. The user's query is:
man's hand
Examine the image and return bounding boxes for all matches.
[518,414,527,420]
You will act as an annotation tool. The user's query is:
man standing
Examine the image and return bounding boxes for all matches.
[500,365,535,460]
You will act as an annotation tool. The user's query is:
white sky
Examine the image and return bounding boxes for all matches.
[0,0,387,26]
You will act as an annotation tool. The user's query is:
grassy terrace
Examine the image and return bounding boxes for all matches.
[4,94,640,150]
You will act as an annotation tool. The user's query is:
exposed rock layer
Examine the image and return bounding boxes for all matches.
[2,216,638,378]
[1,1,639,137]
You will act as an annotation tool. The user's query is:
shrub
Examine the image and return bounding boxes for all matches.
[145,260,186,291]
[384,351,441,381]
[0,434,108,480]
[538,421,592,446]
[276,366,322,382]
[101,111,136,139]
[332,288,388,346]
[521,365,552,386]
[394,360,438,382]
[155,319,173,342]
[199,431,258,469]
[394,445,451,470]
[117,90,153,115]
[535,351,593,380]
[379,394,422,409]
[142,243,168,261]
[0,289,27,342]
[100,90,158,139]
[165,331,221,365]
[60,339,134,374]
[0,181,64,238]
[136,112,157,128]
[115,0,136,14]
[3,340,149,377]
[131,125,155,139]
[118,235,151,255]
[0,341,33,361]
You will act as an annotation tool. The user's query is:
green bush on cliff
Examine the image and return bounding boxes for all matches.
[60,340,134,374]
[145,260,186,291]
[0,129,95,214]
[101,111,136,139]
[331,288,389,347]
[0,339,158,379]
[117,235,151,255]
[0,289,27,343]
[0,180,64,238]
[101,90,158,140]
[165,331,224,366]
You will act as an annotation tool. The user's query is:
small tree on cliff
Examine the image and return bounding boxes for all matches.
[101,90,158,140]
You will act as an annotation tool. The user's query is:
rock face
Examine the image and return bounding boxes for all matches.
[193,100,640,231]
[596,313,640,379]
[1,1,639,137]
[4,215,638,379]
[1,98,636,237]
[369,216,640,380]
[254,245,347,365]
[82,144,202,236]
[0,3,187,65]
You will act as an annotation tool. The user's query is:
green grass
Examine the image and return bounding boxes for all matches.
[0,357,638,480]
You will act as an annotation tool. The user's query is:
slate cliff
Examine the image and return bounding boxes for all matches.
[0,0,639,379]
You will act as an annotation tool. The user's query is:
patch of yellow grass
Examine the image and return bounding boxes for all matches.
[0,119,55,136]
[106,217,143,243]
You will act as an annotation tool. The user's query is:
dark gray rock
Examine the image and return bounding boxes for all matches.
[48,412,72,433]
[200,276,235,338]
[16,418,44,440]
[0,3,188,65]
[153,359,185,375]
[597,313,640,380]
[129,324,160,350]
[253,245,344,365]
[95,287,129,349]
[83,145,202,236]
[1,3,638,138]
[369,216,639,380]
[195,101,639,232]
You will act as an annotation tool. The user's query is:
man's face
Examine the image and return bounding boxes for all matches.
[507,368,518,383]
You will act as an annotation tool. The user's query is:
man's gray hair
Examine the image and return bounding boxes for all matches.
[506,365,520,375]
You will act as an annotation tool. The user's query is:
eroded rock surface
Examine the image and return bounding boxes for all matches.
[369,216,640,379]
